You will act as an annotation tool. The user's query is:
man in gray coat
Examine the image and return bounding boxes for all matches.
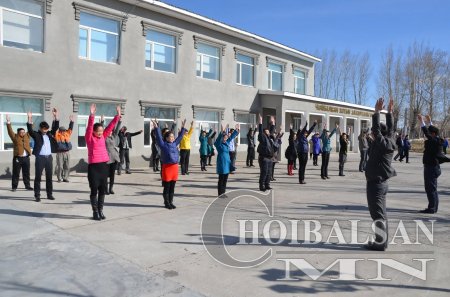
[358,129,369,172]
[364,97,397,251]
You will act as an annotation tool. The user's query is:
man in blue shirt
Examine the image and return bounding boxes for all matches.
[27,108,59,202]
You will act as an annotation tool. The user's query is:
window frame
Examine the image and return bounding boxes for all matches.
[145,29,177,74]
[293,67,307,95]
[196,42,221,81]
[78,12,120,64]
[234,111,256,146]
[268,62,284,91]
[76,114,114,149]
[236,54,255,87]
[0,1,45,52]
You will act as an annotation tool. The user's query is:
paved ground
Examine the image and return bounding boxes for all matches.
[0,152,449,297]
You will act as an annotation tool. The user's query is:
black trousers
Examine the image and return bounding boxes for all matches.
[180,149,190,174]
[287,159,295,166]
[118,148,130,173]
[151,146,160,171]
[163,181,176,201]
[200,155,208,169]
[88,162,108,197]
[229,151,237,171]
[394,148,403,160]
[400,149,409,162]
[208,155,213,165]
[359,150,368,171]
[218,173,229,196]
[258,156,272,188]
[246,148,255,166]
[34,155,53,198]
[313,154,319,165]
[424,165,441,212]
[107,162,117,190]
[298,153,308,182]
[339,153,347,175]
[12,156,31,189]
[321,152,330,177]
[367,179,389,248]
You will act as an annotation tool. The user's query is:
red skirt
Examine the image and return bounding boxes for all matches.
[162,163,179,182]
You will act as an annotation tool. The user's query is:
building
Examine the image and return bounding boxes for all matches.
[0,0,379,174]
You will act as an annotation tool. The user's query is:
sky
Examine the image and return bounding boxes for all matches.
[160,0,450,106]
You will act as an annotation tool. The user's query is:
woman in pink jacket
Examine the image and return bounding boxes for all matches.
[85,103,121,220]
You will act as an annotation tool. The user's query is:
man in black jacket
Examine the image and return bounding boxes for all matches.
[296,121,317,184]
[118,126,143,174]
[246,128,255,167]
[27,108,59,202]
[418,115,450,214]
[364,98,397,251]
[257,114,274,191]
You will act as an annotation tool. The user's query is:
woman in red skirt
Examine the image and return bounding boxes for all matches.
[152,119,187,209]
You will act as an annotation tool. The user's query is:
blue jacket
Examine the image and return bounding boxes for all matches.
[214,130,239,175]
[296,122,316,154]
[155,127,187,164]
[199,129,213,156]
[311,135,321,155]
[320,128,336,153]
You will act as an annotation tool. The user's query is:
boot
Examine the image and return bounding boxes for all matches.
[289,165,294,176]
[98,195,106,220]
[339,164,345,176]
[163,193,172,209]
[109,185,115,195]
[169,192,176,209]
[287,164,290,175]
[90,195,101,221]
[105,183,110,195]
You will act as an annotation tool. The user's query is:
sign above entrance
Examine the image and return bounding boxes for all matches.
[315,104,371,117]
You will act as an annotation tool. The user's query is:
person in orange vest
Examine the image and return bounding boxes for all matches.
[6,114,33,191]
[54,115,74,182]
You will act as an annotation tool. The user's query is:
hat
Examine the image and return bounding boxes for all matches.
[59,126,66,131]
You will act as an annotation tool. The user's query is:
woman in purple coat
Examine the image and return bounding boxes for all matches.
[311,132,321,166]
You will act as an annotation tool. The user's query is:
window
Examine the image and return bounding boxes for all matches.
[268,62,283,91]
[0,96,43,151]
[77,102,116,148]
[194,110,220,145]
[294,69,306,95]
[235,113,256,145]
[236,54,254,86]
[284,112,303,132]
[145,29,176,73]
[143,106,177,146]
[0,0,44,52]
[196,43,220,80]
[78,12,119,63]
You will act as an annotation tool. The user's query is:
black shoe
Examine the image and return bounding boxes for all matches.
[321,176,326,180]
[47,195,55,200]
[117,171,121,175]
[339,174,345,176]
[265,186,272,190]
[326,176,330,179]
[57,179,61,183]
[98,210,106,220]
[182,173,186,175]
[126,171,131,174]
[419,208,435,214]
[105,189,110,195]
[63,179,69,183]
[259,186,266,192]
[26,186,34,190]
[35,196,41,202]
[186,172,190,175]
[109,189,115,195]
[93,211,101,221]
[363,241,386,251]
[11,188,17,192]
[299,181,306,184]
[169,194,176,209]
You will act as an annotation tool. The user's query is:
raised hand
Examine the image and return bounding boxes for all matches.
[289,123,293,130]
[374,98,384,113]
[116,105,121,115]
[190,120,194,127]
[100,115,104,122]
[388,97,394,113]
[417,114,423,123]
[69,114,74,122]
[27,111,32,122]
[52,108,58,119]
[181,118,186,128]
[279,124,283,132]
[314,120,318,125]
[220,124,224,132]
[90,104,96,115]
[258,114,263,125]
[425,115,432,124]
[270,116,275,125]
[235,123,240,131]
[6,114,10,123]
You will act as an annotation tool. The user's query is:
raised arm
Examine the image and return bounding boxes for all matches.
[386,97,394,136]
[207,128,214,138]
[301,122,308,135]
[227,125,240,144]
[103,105,121,138]
[26,111,37,139]
[174,119,187,145]
[418,114,432,140]
[187,121,194,138]
[129,130,143,137]
[113,119,122,137]
[51,108,59,135]
[307,121,317,136]
[84,104,96,143]
[371,98,384,137]
[67,115,74,136]
[6,115,16,140]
